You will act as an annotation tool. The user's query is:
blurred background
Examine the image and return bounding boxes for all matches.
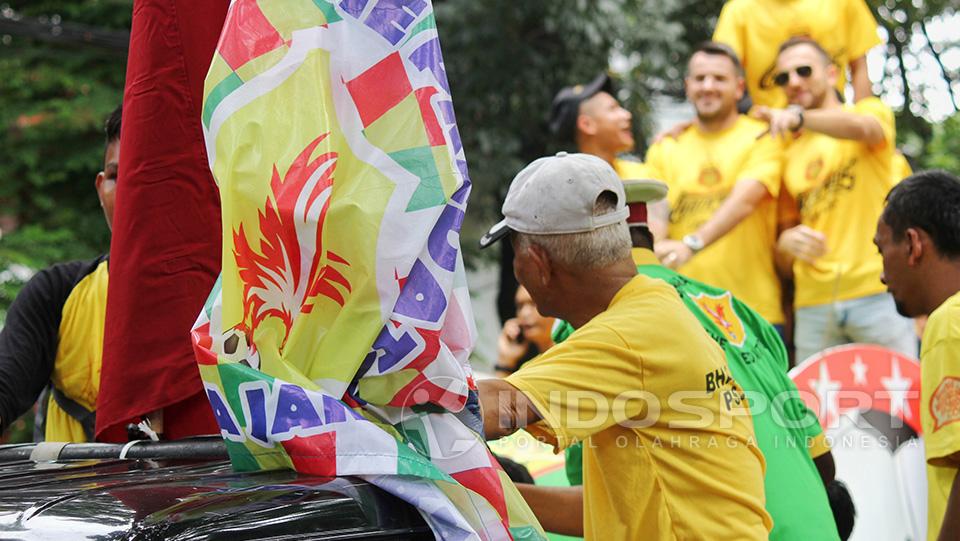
[1,0,958,370]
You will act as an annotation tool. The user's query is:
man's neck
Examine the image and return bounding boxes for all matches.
[695,110,739,133]
[577,141,617,166]
[922,264,960,316]
[558,259,637,328]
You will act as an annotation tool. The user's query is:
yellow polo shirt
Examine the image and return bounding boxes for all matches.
[46,259,109,442]
[782,97,894,307]
[507,274,770,540]
[713,0,880,108]
[921,291,960,540]
[613,157,649,180]
[645,116,784,324]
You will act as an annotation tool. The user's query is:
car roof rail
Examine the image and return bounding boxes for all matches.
[0,436,229,463]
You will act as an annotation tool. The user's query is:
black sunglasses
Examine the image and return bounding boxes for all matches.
[774,65,813,87]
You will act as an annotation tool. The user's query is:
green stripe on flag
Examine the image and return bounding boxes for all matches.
[511,526,555,541]
[203,72,244,128]
[389,147,446,212]
[217,362,275,427]
[400,14,437,47]
[225,439,262,472]
[311,0,342,23]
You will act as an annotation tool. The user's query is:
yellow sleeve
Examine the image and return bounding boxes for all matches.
[712,1,745,59]
[891,152,912,186]
[643,140,668,182]
[738,133,783,197]
[844,0,882,59]
[506,322,644,450]
[853,97,895,152]
[807,432,831,459]
[924,338,960,467]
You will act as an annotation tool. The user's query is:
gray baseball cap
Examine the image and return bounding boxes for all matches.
[479,152,629,249]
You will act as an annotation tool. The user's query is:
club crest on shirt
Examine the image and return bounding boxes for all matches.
[931,377,960,432]
[698,165,722,187]
[691,291,746,347]
[805,157,824,181]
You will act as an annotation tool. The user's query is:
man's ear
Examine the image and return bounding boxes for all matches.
[735,77,746,100]
[526,243,553,288]
[576,114,595,137]
[825,63,839,89]
[95,172,106,207]
[906,227,924,266]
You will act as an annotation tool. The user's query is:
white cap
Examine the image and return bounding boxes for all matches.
[479,152,629,248]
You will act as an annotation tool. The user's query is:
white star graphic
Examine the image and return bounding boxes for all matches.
[851,355,869,386]
[881,356,914,419]
[809,362,842,423]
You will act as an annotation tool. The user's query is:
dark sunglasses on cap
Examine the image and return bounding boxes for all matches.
[774,65,813,87]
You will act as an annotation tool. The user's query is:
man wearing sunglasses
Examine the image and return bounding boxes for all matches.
[713,0,879,109]
[754,37,916,362]
[646,42,786,335]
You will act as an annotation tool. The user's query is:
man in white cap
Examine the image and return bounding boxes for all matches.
[556,179,844,541]
[478,152,770,540]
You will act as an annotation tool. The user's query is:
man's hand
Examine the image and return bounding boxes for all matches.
[478,378,542,440]
[752,106,802,139]
[652,119,694,144]
[777,225,827,264]
[496,318,528,375]
[515,484,584,536]
[654,239,693,269]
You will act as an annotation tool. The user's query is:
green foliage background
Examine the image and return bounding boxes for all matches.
[0,0,131,318]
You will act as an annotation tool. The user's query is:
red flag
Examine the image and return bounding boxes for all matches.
[96,0,229,442]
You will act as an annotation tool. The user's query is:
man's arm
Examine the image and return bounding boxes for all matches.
[754,106,886,146]
[939,454,960,541]
[850,56,872,103]
[0,263,81,431]
[478,378,542,440]
[515,484,584,536]
[814,450,836,485]
[656,180,770,267]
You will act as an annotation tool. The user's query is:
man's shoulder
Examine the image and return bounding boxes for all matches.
[15,256,107,304]
[601,275,701,333]
[925,291,960,350]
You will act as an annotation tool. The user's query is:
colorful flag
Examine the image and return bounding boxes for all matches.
[191,1,545,539]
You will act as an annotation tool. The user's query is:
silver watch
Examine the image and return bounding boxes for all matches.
[682,234,705,253]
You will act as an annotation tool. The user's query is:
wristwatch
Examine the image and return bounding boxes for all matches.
[682,234,705,253]
[787,104,805,131]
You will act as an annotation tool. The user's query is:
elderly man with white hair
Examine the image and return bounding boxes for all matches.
[477,152,770,540]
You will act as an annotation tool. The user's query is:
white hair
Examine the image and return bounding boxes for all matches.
[515,192,631,269]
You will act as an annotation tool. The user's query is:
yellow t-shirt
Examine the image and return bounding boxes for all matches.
[892,151,913,185]
[613,157,649,180]
[46,260,109,442]
[645,116,785,324]
[782,97,894,307]
[713,0,881,108]
[921,291,960,540]
[507,274,771,540]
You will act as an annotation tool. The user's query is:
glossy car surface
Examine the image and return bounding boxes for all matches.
[0,439,432,540]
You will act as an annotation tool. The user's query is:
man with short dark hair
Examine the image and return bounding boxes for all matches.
[478,152,770,539]
[874,170,960,541]
[0,105,121,441]
[647,42,785,331]
[549,73,646,179]
[757,37,915,362]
